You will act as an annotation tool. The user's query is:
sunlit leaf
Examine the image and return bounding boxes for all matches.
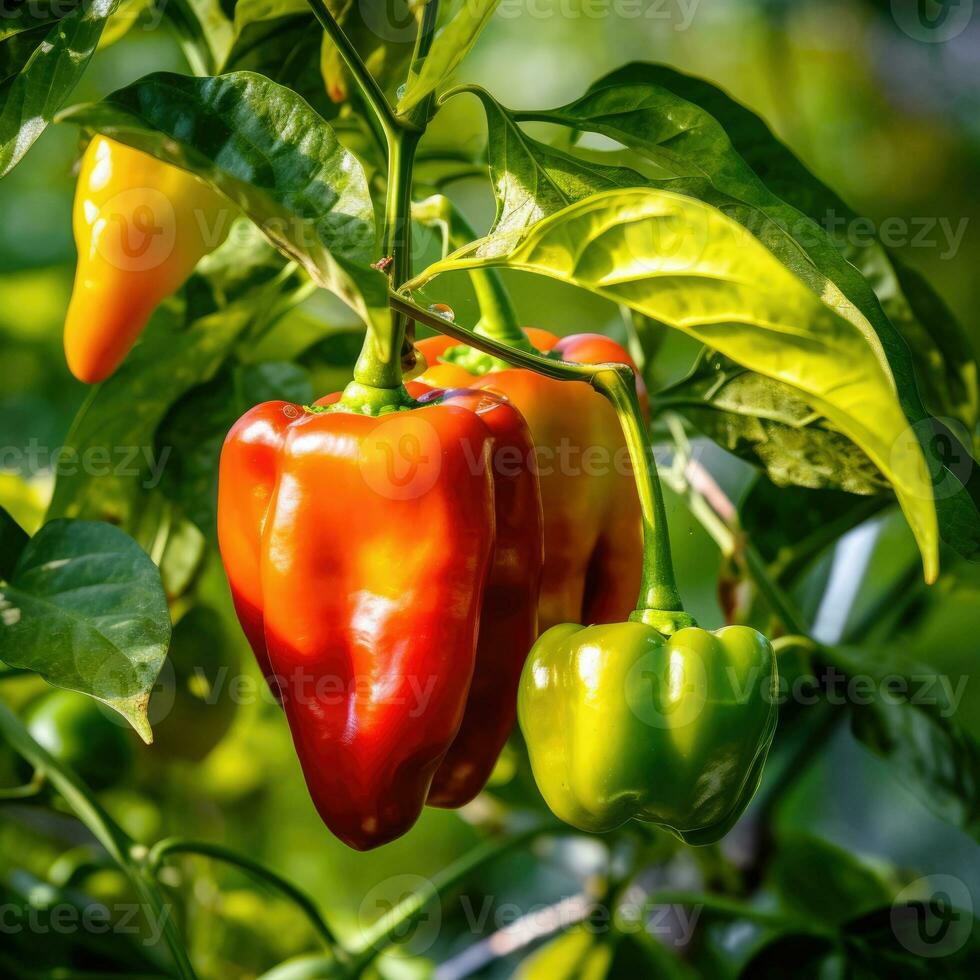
[411,188,939,580]
[0,0,117,176]
[397,1,500,114]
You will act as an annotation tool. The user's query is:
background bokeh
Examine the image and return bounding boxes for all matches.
[1,2,979,976]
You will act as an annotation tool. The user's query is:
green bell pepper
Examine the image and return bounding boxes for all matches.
[518,618,777,844]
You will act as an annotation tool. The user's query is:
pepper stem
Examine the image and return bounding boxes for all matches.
[390,291,687,626]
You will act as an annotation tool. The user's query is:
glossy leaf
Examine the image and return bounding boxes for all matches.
[57,70,386,324]
[0,520,170,742]
[412,188,939,581]
[658,351,889,495]
[600,62,978,429]
[505,64,980,563]
[225,0,332,114]
[0,0,117,177]
[447,85,643,250]
[397,1,500,113]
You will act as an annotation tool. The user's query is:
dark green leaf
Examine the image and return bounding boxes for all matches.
[770,834,893,927]
[57,70,386,324]
[736,933,840,980]
[163,0,234,74]
[660,352,889,495]
[447,85,644,249]
[0,504,28,580]
[0,0,117,176]
[820,643,980,841]
[225,0,330,113]
[843,903,979,977]
[0,519,170,741]
[739,476,887,572]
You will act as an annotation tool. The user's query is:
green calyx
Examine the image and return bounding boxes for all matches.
[628,608,698,634]
[439,331,547,376]
[336,381,417,415]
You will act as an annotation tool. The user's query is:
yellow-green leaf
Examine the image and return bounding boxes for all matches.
[409,188,939,581]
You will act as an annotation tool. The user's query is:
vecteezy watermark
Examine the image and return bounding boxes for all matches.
[496,0,702,31]
[891,875,974,958]
[142,663,441,723]
[891,0,975,43]
[624,654,969,729]
[822,210,969,260]
[0,898,173,946]
[0,440,171,490]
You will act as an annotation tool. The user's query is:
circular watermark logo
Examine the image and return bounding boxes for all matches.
[357,874,441,953]
[92,187,176,272]
[891,0,974,43]
[625,638,707,729]
[891,874,973,958]
[890,415,974,500]
[358,0,419,44]
[358,414,443,501]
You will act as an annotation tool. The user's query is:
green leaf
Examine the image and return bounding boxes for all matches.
[164,0,234,74]
[225,0,333,115]
[57,70,386,325]
[46,227,303,530]
[770,834,894,927]
[412,187,939,582]
[601,62,978,430]
[0,0,117,176]
[0,520,170,742]
[739,477,886,575]
[397,1,501,114]
[659,351,889,495]
[821,643,980,841]
[506,64,980,564]
[447,85,644,247]
[0,505,28,581]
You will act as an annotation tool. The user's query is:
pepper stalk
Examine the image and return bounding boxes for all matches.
[390,291,690,632]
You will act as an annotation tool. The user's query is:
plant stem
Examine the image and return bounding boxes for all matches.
[0,771,45,800]
[148,838,340,954]
[305,0,405,140]
[350,130,421,394]
[0,701,196,979]
[390,292,686,625]
[429,197,526,345]
[349,822,553,972]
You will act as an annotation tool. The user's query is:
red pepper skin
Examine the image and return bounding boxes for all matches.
[422,387,543,808]
[218,387,542,848]
[417,330,645,631]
